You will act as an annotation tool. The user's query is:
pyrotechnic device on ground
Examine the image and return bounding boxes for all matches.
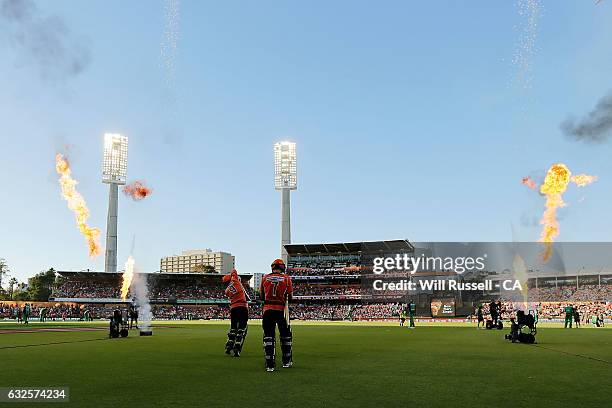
[109,309,129,339]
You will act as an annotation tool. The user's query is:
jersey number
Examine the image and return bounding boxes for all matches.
[271,282,278,297]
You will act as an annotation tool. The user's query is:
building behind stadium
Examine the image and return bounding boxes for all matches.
[160,249,235,274]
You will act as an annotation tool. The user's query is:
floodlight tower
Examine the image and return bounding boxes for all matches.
[274,141,297,263]
[102,133,128,273]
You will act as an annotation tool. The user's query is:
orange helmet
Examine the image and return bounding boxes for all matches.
[271,258,286,272]
[222,269,239,283]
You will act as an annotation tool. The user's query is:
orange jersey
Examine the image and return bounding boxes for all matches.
[260,272,293,312]
[223,273,248,310]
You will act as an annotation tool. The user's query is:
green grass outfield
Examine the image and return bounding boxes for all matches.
[0,320,610,408]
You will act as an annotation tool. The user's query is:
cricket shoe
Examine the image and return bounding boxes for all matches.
[282,362,292,368]
[266,367,275,372]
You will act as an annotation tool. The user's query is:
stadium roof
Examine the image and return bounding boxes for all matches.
[491,267,612,280]
[56,271,121,278]
[284,239,414,256]
[56,271,253,278]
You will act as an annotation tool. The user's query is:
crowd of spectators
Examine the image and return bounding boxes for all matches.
[288,260,362,276]
[52,280,120,299]
[14,272,611,324]
[532,301,610,321]
[290,304,349,320]
[0,302,105,320]
[476,300,611,321]
[149,281,227,300]
[2,300,610,322]
[293,284,361,297]
[51,274,610,303]
[51,278,255,301]
[526,285,610,302]
[1,301,401,321]
[148,303,404,321]
[153,305,227,320]
[0,303,20,319]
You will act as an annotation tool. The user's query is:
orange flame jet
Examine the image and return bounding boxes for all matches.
[538,163,596,261]
[55,154,101,257]
[121,256,135,300]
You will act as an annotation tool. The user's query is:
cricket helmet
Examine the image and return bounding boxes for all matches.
[271,258,286,272]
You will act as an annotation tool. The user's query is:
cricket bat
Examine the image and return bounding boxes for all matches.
[284,295,290,326]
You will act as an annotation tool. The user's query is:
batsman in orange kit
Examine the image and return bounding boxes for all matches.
[222,269,249,357]
[260,259,293,372]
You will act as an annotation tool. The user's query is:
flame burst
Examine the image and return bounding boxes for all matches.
[123,181,152,201]
[121,256,135,300]
[538,163,596,261]
[55,154,101,257]
[570,174,597,187]
[522,176,537,189]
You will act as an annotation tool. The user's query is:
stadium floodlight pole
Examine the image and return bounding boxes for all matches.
[274,141,297,263]
[102,133,128,273]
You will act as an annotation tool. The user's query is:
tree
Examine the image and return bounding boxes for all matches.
[27,268,56,301]
[202,265,216,273]
[193,264,217,273]
[0,258,9,290]
[14,284,29,301]
[7,277,18,300]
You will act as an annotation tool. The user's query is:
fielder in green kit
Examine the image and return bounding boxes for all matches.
[23,303,30,325]
[408,301,416,328]
[564,304,574,328]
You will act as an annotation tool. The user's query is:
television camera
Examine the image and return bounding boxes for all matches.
[504,310,537,344]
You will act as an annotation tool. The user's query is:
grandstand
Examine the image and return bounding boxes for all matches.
[286,240,414,276]
[285,239,489,317]
[51,270,255,303]
[285,240,612,321]
[285,240,423,319]
[488,268,612,302]
[2,242,610,323]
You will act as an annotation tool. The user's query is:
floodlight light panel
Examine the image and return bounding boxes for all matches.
[274,141,297,190]
[102,133,128,184]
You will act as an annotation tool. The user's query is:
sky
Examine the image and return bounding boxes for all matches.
[1,1,612,283]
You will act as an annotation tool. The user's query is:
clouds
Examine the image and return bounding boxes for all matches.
[0,0,90,81]
[561,91,612,143]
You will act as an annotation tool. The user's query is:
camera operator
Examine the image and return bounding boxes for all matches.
[508,317,519,343]
[489,300,498,325]
[505,310,536,344]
